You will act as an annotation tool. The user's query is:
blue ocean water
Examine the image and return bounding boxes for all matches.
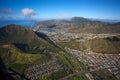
[0,20,36,28]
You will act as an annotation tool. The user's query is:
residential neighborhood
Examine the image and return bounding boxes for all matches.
[65,47,120,80]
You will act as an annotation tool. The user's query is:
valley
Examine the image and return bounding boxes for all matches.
[47,32,120,80]
[32,17,120,80]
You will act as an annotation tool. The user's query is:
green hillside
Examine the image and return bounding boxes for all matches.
[0,24,57,53]
[58,36,120,54]
[0,45,51,74]
[0,24,57,74]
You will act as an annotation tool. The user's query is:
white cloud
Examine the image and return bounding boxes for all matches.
[21,8,35,17]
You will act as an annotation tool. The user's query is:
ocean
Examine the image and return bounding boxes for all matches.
[0,20,36,28]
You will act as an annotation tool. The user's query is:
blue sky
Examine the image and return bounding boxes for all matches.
[0,0,120,20]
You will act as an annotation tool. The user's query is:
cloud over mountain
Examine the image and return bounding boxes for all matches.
[21,8,35,17]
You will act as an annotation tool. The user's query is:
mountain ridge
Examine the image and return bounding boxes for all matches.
[0,24,57,53]
[33,17,120,34]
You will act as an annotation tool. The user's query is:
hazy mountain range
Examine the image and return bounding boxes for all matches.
[33,17,120,34]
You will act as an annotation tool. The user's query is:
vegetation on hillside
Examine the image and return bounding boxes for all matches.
[0,24,57,54]
[58,36,120,54]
